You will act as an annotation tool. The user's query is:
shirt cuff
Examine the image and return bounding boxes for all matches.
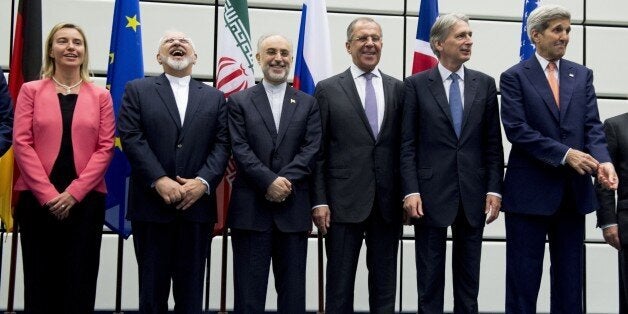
[403,193,420,201]
[312,204,328,210]
[487,192,502,199]
[561,148,570,165]
[601,223,618,229]
[195,177,210,195]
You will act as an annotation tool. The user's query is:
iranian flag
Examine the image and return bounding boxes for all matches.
[214,0,255,235]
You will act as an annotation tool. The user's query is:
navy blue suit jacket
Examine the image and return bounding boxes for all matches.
[500,57,610,215]
[0,67,12,156]
[401,66,503,228]
[227,84,321,232]
[118,74,230,223]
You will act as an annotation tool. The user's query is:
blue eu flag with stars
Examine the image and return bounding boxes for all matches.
[520,0,539,61]
[104,0,144,238]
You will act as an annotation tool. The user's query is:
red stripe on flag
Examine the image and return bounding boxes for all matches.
[412,52,438,74]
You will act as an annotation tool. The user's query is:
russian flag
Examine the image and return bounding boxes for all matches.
[294,0,332,95]
[412,0,439,74]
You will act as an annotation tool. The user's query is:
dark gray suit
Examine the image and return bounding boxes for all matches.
[227,83,321,313]
[118,74,229,313]
[401,66,503,313]
[595,113,628,313]
[313,68,403,313]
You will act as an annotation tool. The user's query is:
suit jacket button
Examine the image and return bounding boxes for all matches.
[177,144,183,148]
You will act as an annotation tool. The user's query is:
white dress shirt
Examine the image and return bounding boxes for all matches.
[165,73,191,126]
[262,80,287,131]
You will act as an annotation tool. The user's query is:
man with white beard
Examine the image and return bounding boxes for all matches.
[118,30,230,313]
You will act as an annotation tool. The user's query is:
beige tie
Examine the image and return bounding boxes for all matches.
[546,62,559,107]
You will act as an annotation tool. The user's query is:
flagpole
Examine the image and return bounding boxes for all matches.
[113,234,124,314]
[5,223,18,314]
[317,232,324,314]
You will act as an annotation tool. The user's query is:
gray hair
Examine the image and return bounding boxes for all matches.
[346,17,383,42]
[527,5,571,40]
[157,30,196,51]
[256,34,293,53]
[429,13,469,58]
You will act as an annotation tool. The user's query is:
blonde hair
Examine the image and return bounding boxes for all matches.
[42,22,92,82]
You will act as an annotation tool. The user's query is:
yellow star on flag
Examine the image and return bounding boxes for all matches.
[109,52,115,65]
[126,15,141,32]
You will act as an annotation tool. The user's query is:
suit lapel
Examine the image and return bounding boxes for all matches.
[461,68,478,137]
[559,60,575,121]
[180,79,202,137]
[379,72,395,142]
[155,74,183,128]
[338,68,376,141]
[251,83,278,140]
[523,57,559,122]
[427,67,455,130]
[276,87,298,146]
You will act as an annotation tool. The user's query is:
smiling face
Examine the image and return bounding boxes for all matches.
[435,20,473,72]
[346,20,383,72]
[532,18,570,62]
[157,31,197,76]
[49,27,85,71]
[256,35,293,85]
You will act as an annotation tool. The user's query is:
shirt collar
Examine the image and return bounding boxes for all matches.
[438,62,465,83]
[261,80,287,94]
[165,73,191,86]
[350,64,381,79]
[535,52,560,71]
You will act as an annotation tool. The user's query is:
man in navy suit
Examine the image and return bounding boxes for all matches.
[500,5,617,313]
[401,13,503,313]
[118,31,229,313]
[227,34,321,314]
[312,17,404,313]
[0,66,12,156]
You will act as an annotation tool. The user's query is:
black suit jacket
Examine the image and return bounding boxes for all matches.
[596,113,628,245]
[0,67,12,156]
[400,66,503,228]
[118,74,230,223]
[313,68,404,224]
[227,84,321,232]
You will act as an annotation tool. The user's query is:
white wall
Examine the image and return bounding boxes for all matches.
[1,0,627,312]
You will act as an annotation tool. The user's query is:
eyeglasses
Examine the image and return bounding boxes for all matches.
[162,37,191,45]
[352,35,381,44]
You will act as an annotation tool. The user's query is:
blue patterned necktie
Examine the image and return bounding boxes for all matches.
[363,72,378,137]
[449,73,463,138]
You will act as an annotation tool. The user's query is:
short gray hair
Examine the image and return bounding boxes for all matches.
[346,17,382,42]
[158,30,196,51]
[527,5,571,40]
[256,34,293,53]
[429,13,469,58]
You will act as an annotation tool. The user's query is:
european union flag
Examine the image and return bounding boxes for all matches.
[104,0,144,238]
[520,0,539,61]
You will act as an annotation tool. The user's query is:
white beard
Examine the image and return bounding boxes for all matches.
[162,54,192,70]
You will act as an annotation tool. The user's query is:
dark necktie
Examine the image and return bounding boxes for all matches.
[363,72,378,137]
[449,73,463,138]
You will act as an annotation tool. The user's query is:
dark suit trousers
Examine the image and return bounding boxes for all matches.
[505,199,584,314]
[132,219,212,314]
[18,191,105,314]
[414,206,484,314]
[231,227,308,314]
[325,207,400,314]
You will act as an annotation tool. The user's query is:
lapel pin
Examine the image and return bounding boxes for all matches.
[290,98,296,104]
[569,73,574,77]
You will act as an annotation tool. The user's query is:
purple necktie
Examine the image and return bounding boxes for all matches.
[363,72,378,137]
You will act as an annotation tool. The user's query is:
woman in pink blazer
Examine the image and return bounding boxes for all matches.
[12,22,115,313]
